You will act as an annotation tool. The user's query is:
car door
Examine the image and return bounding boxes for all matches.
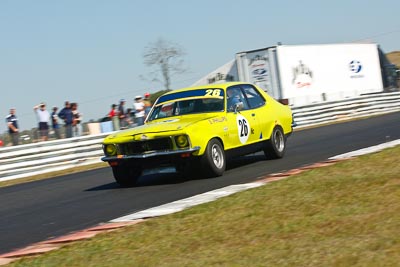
[225,85,261,150]
[241,84,273,142]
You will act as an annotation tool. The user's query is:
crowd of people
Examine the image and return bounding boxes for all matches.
[4,92,153,146]
[107,93,152,131]
[5,101,83,146]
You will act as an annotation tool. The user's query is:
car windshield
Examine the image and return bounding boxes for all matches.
[147,89,225,121]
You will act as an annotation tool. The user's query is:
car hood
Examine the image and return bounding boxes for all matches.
[104,114,220,142]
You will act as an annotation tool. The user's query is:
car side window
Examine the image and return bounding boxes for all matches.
[242,84,266,109]
[226,86,249,112]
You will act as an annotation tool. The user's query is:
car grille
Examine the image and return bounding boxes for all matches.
[119,138,173,155]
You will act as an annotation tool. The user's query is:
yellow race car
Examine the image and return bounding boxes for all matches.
[102,82,294,186]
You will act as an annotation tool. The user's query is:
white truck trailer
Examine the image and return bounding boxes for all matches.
[193,43,397,106]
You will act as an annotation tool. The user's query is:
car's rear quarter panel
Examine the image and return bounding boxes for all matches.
[261,93,293,136]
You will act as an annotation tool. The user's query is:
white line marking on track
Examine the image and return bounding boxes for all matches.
[329,139,400,160]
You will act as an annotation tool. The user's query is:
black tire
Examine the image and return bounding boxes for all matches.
[201,138,226,177]
[112,164,142,187]
[264,127,286,159]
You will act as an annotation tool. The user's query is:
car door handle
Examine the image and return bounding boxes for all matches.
[252,113,255,117]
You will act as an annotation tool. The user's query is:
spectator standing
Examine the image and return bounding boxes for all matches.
[108,104,120,131]
[125,108,135,127]
[5,108,19,146]
[71,102,82,137]
[58,101,73,138]
[33,103,50,141]
[143,92,152,119]
[51,107,61,139]
[118,99,127,129]
[133,95,145,126]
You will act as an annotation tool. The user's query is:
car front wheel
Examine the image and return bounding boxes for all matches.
[201,138,226,177]
[112,164,142,187]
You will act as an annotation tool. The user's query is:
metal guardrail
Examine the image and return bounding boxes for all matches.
[292,91,400,127]
[0,133,110,182]
[1,91,399,182]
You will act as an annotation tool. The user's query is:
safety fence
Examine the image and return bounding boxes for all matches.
[292,91,400,127]
[0,134,110,182]
[1,91,399,182]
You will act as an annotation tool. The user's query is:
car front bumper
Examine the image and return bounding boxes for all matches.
[101,146,201,161]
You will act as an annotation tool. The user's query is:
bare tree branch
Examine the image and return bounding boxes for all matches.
[142,38,187,90]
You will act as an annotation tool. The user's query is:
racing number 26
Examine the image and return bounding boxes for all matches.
[238,119,248,137]
[205,89,221,97]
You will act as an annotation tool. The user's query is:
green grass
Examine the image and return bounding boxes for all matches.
[9,146,400,267]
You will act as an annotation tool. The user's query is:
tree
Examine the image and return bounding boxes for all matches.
[142,38,187,90]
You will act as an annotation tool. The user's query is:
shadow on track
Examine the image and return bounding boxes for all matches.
[87,153,269,191]
[226,153,268,170]
[85,172,187,191]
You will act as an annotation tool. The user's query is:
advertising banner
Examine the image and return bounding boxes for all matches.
[242,50,272,93]
[276,43,383,102]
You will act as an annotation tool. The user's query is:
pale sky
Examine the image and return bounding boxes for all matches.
[1,0,399,132]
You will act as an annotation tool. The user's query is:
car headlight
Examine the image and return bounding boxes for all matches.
[175,135,189,148]
[104,144,117,156]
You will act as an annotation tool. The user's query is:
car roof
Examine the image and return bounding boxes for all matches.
[163,82,252,96]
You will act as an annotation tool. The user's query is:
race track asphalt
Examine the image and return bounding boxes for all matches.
[0,112,399,254]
